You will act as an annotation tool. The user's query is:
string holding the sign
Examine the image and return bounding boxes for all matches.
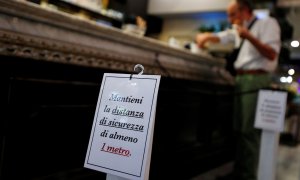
[130,64,144,80]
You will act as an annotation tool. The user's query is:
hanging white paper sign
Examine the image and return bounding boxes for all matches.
[254,89,287,132]
[84,73,160,180]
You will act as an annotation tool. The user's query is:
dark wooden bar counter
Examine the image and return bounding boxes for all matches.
[0,1,235,179]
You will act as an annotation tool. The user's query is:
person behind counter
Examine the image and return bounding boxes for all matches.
[196,0,281,180]
[122,14,147,36]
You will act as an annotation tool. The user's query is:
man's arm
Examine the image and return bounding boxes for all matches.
[195,32,220,48]
[237,26,278,61]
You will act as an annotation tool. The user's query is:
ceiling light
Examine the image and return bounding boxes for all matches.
[291,40,299,48]
[287,76,293,83]
[288,69,295,76]
[280,76,287,83]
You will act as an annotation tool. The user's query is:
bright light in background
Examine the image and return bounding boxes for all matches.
[280,76,287,83]
[291,40,300,48]
[287,76,293,83]
[288,69,295,76]
[280,76,294,83]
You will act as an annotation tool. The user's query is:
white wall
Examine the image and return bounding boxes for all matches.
[147,0,231,15]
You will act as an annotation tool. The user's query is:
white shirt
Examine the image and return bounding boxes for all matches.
[217,16,281,72]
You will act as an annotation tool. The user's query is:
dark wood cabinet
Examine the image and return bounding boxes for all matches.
[0,56,235,180]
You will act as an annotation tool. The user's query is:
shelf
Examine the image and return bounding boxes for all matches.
[26,0,124,28]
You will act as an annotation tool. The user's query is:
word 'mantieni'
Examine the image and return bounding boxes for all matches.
[109,93,144,104]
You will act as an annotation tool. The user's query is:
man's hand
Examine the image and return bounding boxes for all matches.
[235,25,251,39]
